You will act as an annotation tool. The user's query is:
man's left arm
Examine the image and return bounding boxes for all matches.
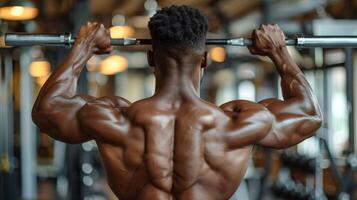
[220,25,322,150]
[251,25,323,148]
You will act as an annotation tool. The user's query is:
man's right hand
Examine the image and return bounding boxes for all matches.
[75,22,112,54]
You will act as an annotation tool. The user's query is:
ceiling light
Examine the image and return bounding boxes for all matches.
[99,55,128,75]
[29,60,50,77]
[0,0,38,21]
[210,47,226,63]
[109,26,135,38]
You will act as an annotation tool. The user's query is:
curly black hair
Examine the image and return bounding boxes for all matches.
[148,5,208,49]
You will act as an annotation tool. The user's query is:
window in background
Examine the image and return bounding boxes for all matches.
[214,69,236,105]
[238,80,256,101]
[297,67,348,157]
[115,71,146,102]
[328,67,348,155]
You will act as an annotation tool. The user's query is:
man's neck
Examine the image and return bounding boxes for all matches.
[153,64,201,103]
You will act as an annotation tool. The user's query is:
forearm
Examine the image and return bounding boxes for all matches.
[270,47,301,77]
[41,41,92,98]
[33,40,93,111]
[269,47,321,115]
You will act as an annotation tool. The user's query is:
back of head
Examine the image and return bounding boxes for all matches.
[148,5,208,52]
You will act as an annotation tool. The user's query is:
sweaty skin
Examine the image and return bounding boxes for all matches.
[32,23,322,200]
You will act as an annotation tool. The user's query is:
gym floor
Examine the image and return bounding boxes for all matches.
[1,0,357,200]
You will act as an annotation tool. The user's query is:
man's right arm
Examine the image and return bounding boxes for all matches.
[32,22,130,145]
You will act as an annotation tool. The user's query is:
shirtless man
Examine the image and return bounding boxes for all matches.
[32,5,322,200]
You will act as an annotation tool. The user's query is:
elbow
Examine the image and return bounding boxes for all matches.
[316,108,323,127]
[306,99,323,124]
[32,101,54,125]
[311,115,323,133]
[312,103,323,127]
[32,104,41,125]
[303,100,323,134]
[297,115,322,138]
[32,103,41,123]
[315,114,323,128]
[308,104,323,132]
[31,107,45,128]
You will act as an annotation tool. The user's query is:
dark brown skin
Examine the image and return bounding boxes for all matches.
[32,22,322,200]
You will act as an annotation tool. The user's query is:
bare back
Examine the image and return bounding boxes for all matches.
[32,22,322,200]
[94,97,251,200]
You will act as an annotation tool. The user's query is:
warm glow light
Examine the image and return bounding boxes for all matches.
[110,26,135,38]
[10,6,24,16]
[99,55,128,75]
[36,74,50,86]
[0,6,38,20]
[128,16,150,28]
[210,47,226,62]
[29,61,51,77]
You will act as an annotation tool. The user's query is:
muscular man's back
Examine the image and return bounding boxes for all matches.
[32,6,322,200]
[92,97,251,200]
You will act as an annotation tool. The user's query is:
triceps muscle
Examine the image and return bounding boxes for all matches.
[32,95,93,143]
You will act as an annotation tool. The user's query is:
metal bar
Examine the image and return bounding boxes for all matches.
[5,33,72,47]
[20,48,37,199]
[345,48,355,154]
[5,33,357,48]
[297,37,357,48]
[320,138,343,188]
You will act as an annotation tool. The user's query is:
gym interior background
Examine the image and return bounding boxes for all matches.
[0,0,357,199]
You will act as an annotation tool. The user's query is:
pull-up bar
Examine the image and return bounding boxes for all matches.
[4,33,357,48]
